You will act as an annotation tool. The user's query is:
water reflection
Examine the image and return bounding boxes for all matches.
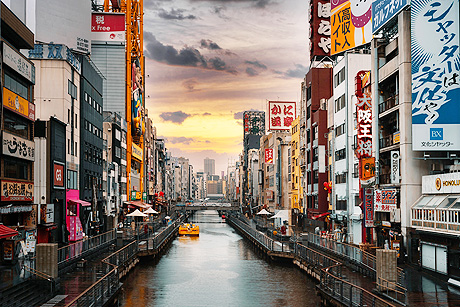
[120,210,320,306]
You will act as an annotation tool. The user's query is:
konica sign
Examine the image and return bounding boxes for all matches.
[422,172,460,194]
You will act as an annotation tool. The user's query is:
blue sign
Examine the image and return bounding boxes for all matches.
[411,0,460,151]
[372,0,409,34]
[430,128,443,140]
[28,43,81,74]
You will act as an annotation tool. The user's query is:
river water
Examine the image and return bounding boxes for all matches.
[119,210,320,306]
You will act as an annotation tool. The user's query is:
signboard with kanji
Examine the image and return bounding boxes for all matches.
[268,101,296,131]
[355,92,372,158]
[330,0,372,55]
[265,148,274,164]
[411,0,460,151]
[364,188,374,227]
[374,189,397,212]
[309,0,331,59]
[243,111,265,136]
[1,180,34,202]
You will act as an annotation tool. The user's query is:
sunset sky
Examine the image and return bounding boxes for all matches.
[143,0,309,174]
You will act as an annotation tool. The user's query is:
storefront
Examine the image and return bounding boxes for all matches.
[410,172,460,278]
[66,190,91,242]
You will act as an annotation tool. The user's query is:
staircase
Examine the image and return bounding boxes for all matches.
[0,280,53,307]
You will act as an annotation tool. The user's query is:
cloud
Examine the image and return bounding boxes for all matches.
[233,108,261,119]
[246,67,259,76]
[274,64,308,79]
[200,39,222,50]
[144,32,238,74]
[182,79,201,92]
[245,60,267,76]
[167,137,195,145]
[203,112,212,116]
[191,0,273,8]
[245,60,267,70]
[159,111,191,124]
[158,8,197,20]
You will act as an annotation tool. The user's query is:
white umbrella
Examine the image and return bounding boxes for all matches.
[144,207,158,214]
[165,216,171,219]
[126,209,147,217]
[257,209,271,215]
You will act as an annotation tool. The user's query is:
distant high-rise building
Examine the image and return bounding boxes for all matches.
[204,157,215,176]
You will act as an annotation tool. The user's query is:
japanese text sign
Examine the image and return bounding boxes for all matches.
[360,157,375,183]
[309,0,331,58]
[268,101,296,131]
[91,13,125,42]
[54,162,65,188]
[364,188,374,227]
[331,0,372,55]
[2,132,35,162]
[374,189,397,212]
[372,0,409,34]
[3,87,35,121]
[1,180,34,202]
[244,111,265,136]
[265,148,274,164]
[411,0,460,151]
[355,92,373,158]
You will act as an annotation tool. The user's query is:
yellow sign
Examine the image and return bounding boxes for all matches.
[3,87,35,120]
[393,131,400,144]
[331,1,372,55]
[132,143,143,160]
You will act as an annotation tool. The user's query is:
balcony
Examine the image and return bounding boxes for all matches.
[379,173,391,185]
[379,134,399,151]
[411,195,460,234]
[378,95,399,116]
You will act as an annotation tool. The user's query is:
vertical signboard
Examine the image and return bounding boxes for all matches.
[132,58,144,136]
[53,162,65,188]
[268,101,296,131]
[364,188,374,227]
[309,0,331,59]
[412,0,460,151]
[265,148,274,164]
[390,151,400,184]
[243,111,265,136]
[355,95,372,159]
[330,0,372,55]
[372,0,409,34]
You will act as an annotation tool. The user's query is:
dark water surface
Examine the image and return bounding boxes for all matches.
[120,210,320,307]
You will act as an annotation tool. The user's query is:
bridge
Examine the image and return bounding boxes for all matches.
[174,202,239,211]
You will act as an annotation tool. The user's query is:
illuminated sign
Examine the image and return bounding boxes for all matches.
[1,180,34,202]
[355,92,372,158]
[132,143,143,161]
[2,132,35,161]
[364,188,374,227]
[91,13,125,42]
[330,0,372,55]
[372,0,409,34]
[268,101,296,131]
[265,148,274,164]
[243,111,265,136]
[411,0,460,151]
[309,0,331,59]
[390,151,400,184]
[54,162,65,188]
[3,87,35,121]
[422,172,460,194]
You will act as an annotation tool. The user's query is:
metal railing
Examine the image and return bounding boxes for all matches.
[23,264,56,295]
[378,94,399,114]
[58,229,116,265]
[377,276,407,306]
[294,243,339,270]
[138,217,184,252]
[319,265,397,307]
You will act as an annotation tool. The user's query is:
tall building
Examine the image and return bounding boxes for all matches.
[204,157,215,177]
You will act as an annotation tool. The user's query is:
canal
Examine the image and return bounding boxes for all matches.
[119,210,321,306]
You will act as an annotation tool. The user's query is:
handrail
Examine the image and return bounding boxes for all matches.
[23,264,56,295]
[57,229,116,251]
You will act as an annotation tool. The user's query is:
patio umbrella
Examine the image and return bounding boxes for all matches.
[126,209,148,217]
[257,209,271,215]
[144,207,158,214]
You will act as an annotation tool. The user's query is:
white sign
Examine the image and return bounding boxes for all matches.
[2,132,35,161]
[268,101,296,131]
[423,172,460,194]
[91,13,125,42]
[3,43,34,83]
[390,151,400,184]
[374,189,397,212]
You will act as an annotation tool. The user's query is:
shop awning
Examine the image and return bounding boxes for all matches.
[311,212,330,220]
[68,199,92,206]
[0,225,18,239]
[125,201,150,209]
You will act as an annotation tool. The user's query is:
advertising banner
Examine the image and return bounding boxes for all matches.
[132,143,143,161]
[372,0,409,34]
[364,188,374,227]
[309,0,331,59]
[2,132,35,161]
[411,0,460,151]
[3,87,35,121]
[360,157,375,185]
[390,151,400,184]
[265,148,274,164]
[374,189,397,212]
[131,57,144,137]
[330,0,372,55]
[53,162,65,188]
[91,13,125,42]
[422,172,460,194]
[1,180,34,202]
[268,101,296,131]
[3,43,34,83]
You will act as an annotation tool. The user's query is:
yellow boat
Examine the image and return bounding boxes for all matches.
[179,223,199,236]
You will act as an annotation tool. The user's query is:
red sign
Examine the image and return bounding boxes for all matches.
[265,148,274,164]
[309,0,331,59]
[91,13,125,42]
[364,188,374,227]
[53,163,64,188]
[268,101,296,131]
[355,73,372,159]
[1,180,34,202]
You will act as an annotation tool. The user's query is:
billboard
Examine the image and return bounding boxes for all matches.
[330,0,372,55]
[91,13,125,42]
[132,58,144,136]
[243,111,265,136]
[374,189,397,212]
[411,0,460,151]
[2,132,35,162]
[372,0,409,34]
[364,188,374,227]
[1,180,34,202]
[309,0,331,59]
[265,148,274,164]
[268,101,296,131]
[355,93,373,158]
[3,87,35,121]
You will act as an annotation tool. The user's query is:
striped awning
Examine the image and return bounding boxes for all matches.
[0,225,18,239]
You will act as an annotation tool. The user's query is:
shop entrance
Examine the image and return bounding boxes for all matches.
[421,242,447,274]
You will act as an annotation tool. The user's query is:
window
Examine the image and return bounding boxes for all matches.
[4,157,29,180]
[306,86,312,100]
[269,176,274,187]
[68,109,71,124]
[115,146,121,159]
[75,142,77,156]
[85,92,88,102]
[3,111,29,138]
[334,68,345,87]
[313,170,319,184]
[336,199,347,210]
[68,80,77,99]
[335,123,345,136]
[5,70,29,100]
[335,148,346,161]
[335,94,346,112]
[353,163,359,178]
[306,129,311,143]
[68,139,70,154]
[314,126,318,140]
[336,173,347,184]
[75,114,77,128]
[115,129,121,141]
[67,170,78,189]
